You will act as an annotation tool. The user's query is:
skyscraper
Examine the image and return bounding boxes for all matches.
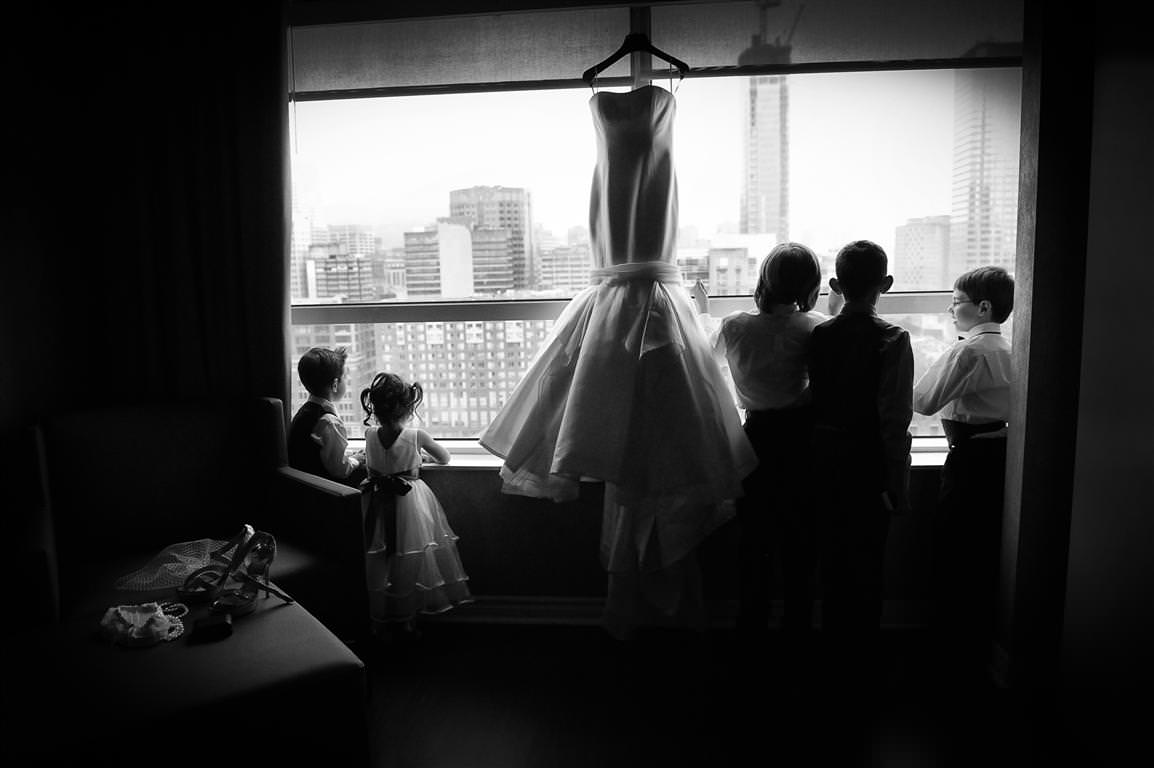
[738,5,792,241]
[450,186,535,290]
[326,223,378,258]
[539,243,593,294]
[305,245,375,302]
[403,219,473,298]
[894,215,951,291]
[470,227,515,295]
[950,47,1022,277]
[292,245,378,438]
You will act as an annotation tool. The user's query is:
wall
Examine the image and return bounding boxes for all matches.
[425,464,942,624]
[1062,9,1154,689]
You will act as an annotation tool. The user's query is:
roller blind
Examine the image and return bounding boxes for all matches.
[650,0,1023,70]
[290,7,630,94]
[290,1,1023,96]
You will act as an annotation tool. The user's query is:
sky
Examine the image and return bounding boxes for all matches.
[290,68,957,258]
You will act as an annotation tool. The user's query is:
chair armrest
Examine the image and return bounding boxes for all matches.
[260,467,365,563]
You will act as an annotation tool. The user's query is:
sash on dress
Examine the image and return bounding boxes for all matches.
[591,260,683,285]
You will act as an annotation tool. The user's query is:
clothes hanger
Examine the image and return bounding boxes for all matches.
[581,33,689,90]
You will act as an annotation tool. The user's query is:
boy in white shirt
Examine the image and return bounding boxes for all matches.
[913,265,1014,676]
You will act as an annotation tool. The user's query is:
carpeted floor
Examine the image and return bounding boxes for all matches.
[351,622,1087,768]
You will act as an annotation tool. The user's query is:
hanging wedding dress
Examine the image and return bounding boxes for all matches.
[479,84,756,636]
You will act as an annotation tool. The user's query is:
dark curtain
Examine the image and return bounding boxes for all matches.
[114,3,291,403]
[3,3,290,620]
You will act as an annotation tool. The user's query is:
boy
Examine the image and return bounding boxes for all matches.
[808,240,913,679]
[913,265,1014,675]
[289,346,365,486]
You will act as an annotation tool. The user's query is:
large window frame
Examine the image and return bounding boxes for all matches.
[289,5,1022,461]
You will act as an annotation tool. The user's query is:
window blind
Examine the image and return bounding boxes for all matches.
[290,1,1023,97]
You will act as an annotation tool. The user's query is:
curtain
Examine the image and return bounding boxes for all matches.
[123,3,292,405]
[4,3,291,623]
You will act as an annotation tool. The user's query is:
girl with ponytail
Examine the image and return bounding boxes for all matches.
[359,372,472,636]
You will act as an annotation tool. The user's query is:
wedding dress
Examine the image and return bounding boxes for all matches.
[480,85,755,636]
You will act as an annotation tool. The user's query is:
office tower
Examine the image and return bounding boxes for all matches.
[292,246,378,438]
[950,48,1022,277]
[403,219,473,298]
[539,243,593,294]
[533,223,563,253]
[371,248,407,299]
[305,245,375,302]
[450,186,535,290]
[379,319,555,438]
[470,227,515,295]
[894,215,952,290]
[326,223,379,258]
[738,8,791,241]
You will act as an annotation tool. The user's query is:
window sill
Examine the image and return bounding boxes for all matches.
[348,438,949,468]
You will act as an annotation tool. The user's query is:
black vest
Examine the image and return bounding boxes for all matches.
[288,400,329,478]
[808,311,906,488]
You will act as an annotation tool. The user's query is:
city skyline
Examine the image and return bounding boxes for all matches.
[289,66,1020,440]
[290,69,963,262]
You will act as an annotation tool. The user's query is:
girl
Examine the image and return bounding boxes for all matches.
[694,242,829,643]
[360,372,472,635]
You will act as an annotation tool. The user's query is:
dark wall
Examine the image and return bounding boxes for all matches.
[426,464,942,622]
[1061,7,1154,689]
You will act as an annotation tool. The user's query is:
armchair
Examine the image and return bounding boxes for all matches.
[35,396,370,643]
[2,396,370,765]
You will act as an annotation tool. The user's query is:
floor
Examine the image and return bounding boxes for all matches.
[351,621,1092,768]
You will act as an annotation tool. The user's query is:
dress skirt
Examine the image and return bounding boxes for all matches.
[480,262,756,634]
[363,478,473,624]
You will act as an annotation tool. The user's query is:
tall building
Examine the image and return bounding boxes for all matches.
[326,223,378,258]
[470,227,515,295]
[403,219,473,298]
[539,244,593,294]
[894,215,951,290]
[371,248,407,299]
[305,245,375,302]
[450,186,535,290]
[379,319,554,438]
[738,12,790,241]
[292,246,378,438]
[950,47,1022,277]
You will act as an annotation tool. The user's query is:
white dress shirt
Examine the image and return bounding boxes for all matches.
[702,306,827,411]
[913,322,1013,423]
[308,395,360,479]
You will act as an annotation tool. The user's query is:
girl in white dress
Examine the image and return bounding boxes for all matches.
[360,373,472,634]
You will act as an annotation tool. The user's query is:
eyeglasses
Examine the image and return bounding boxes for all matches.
[948,298,974,309]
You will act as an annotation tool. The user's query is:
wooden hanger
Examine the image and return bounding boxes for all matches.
[581,33,689,87]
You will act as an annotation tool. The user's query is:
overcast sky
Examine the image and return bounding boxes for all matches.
[290,68,957,258]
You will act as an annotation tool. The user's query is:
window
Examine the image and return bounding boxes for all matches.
[289,2,1022,442]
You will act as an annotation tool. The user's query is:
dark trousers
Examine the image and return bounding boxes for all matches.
[818,491,891,638]
[932,431,1007,673]
[737,407,817,635]
[811,446,893,682]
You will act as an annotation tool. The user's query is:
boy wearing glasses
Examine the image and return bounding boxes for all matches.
[913,265,1014,678]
